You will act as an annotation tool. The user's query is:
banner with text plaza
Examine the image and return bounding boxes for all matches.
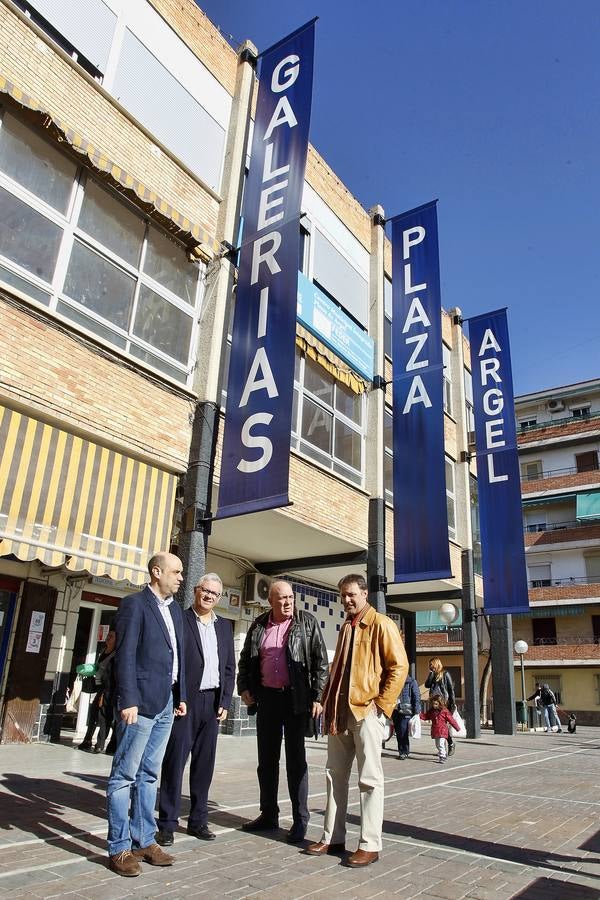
[218,22,315,519]
[390,201,451,583]
[468,308,529,615]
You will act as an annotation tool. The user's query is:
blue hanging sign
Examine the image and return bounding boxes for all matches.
[390,201,451,583]
[217,21,316,519]
[468,308,529,615]
[297,272,374,380]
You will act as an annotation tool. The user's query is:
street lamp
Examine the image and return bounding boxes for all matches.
[439,602,459,626]
[514,639,529,731]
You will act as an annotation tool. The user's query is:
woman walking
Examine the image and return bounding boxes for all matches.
[424,657,457,756]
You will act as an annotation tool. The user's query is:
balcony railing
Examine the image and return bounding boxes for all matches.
[521,463,599,482]
[525,519,578,533]
[528,575,600,588]
[530,634,600,646]
[518,409,600,434]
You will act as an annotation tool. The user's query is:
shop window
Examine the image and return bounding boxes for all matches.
[0,109,201,385]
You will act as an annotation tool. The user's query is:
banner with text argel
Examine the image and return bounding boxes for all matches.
[217,21,315,520]
[391,201,451,583]
[468,308,529,615]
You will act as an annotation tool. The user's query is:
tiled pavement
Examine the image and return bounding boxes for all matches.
[1,726,599,899]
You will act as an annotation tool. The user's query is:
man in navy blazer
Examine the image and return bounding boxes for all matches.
[106,552,187,877]
[156,572,235,845]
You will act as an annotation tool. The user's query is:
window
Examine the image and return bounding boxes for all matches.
[532,617,557,646]
[576,451,599,474]
[525,513,547,533]
[585,556,600,584]
[446,457,456,541]
[594,674,600,705]
[312,229,369,327]
[470,474,482,575]
[384,407,393,502]
[571,405,591,419]
[0,110,201,384]
[519,418,537,432]
[592,616,600,645]
[521,460,543,481]
[528,564,551,587]
[292,349,365,484]
[464,370,475,436]
[384,314,392,360]
[443,344,453,415]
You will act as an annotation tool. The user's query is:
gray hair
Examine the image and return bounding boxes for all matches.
[195,572,223,590]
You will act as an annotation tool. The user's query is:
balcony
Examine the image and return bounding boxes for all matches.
[514,636,600,662]
[521,464,600,494]
[528,575,600,602]
[416,627,464,648]
[524,521,600,547]
[518,410,600,445]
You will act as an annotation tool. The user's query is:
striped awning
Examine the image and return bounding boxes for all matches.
[0,405,177,584]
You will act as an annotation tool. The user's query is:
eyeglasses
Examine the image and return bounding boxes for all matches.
[196,587,221,599]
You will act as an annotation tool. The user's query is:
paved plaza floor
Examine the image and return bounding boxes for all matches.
[0,726,599,899]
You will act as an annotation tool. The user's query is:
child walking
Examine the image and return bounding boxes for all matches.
[420,696,459,763]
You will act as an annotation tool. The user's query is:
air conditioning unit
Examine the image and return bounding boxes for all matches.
[547,399,565,412]
[245,573,271,608]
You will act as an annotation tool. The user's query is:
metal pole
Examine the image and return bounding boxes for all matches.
[520,653,526,732]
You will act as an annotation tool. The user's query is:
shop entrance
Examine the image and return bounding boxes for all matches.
[68,597,118,738]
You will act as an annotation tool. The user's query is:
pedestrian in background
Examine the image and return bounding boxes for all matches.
[527,682,562,733]
[78,628,116,753]
[392,673,421,759]
[420,695,459,764]
[425,657,457,756]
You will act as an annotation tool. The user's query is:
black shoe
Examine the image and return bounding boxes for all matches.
[286,823,307,843]
[77,742,92,751]
[242,815,278,832]
[187,824,216,841]
[155,829,174,847]
[448,744,456,756]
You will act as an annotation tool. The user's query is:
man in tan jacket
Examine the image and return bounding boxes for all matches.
[306,574,408,867]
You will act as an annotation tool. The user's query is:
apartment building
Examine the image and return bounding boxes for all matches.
[0,0,479,741]
[513,378,600,724]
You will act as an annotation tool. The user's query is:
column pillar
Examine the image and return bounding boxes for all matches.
[490,614,516,734]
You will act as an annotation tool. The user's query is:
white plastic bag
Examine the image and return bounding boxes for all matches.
[450,710,467,738]
[409,714,421,739]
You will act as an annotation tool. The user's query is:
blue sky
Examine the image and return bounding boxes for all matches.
[197,1,600,395]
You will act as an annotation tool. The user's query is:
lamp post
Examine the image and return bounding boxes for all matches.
[514,639,528,731]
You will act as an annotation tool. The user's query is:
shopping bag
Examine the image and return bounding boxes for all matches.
[450,710,467,738]
[408,714,421,739]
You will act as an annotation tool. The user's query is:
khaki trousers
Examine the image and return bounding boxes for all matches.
[322,710,385,852]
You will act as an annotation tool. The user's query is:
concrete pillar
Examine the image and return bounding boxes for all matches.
[490,614,516,734]
[461,549,481,738]
[178,41,258,609]
[366,205,387,613]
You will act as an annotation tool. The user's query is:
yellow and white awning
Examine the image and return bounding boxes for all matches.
[0,405,177,584]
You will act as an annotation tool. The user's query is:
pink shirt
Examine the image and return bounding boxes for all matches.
[260,615,293,688]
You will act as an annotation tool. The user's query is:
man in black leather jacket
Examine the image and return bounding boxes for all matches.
[238,579,328,843]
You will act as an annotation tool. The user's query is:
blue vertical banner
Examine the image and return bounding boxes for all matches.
[390,201,451,582]
[217,21,316,519]
[468,308,529,615]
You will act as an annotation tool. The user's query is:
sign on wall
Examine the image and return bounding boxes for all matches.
[468,308,529,615]
[297,272,374,380]
[390,201,451,583]
[218,21,316,519]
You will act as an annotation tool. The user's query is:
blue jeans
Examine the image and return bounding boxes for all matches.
[107,696,174,855]
[543,703,561,731]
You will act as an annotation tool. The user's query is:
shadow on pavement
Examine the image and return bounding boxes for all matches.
[512,877,600,898]
[0,772,107,857]
[372,816,600,880]
[580,828,600,853]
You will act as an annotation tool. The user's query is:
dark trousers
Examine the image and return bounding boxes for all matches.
[82,694,113,749]
[392,711,411,754]
[157,688,219,830]
[256,688,309,827]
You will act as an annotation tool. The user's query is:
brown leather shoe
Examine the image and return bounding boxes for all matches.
[345,849,379,867]
[305,841,346,856]
[131,842,175,866]
[108,850,142,877]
